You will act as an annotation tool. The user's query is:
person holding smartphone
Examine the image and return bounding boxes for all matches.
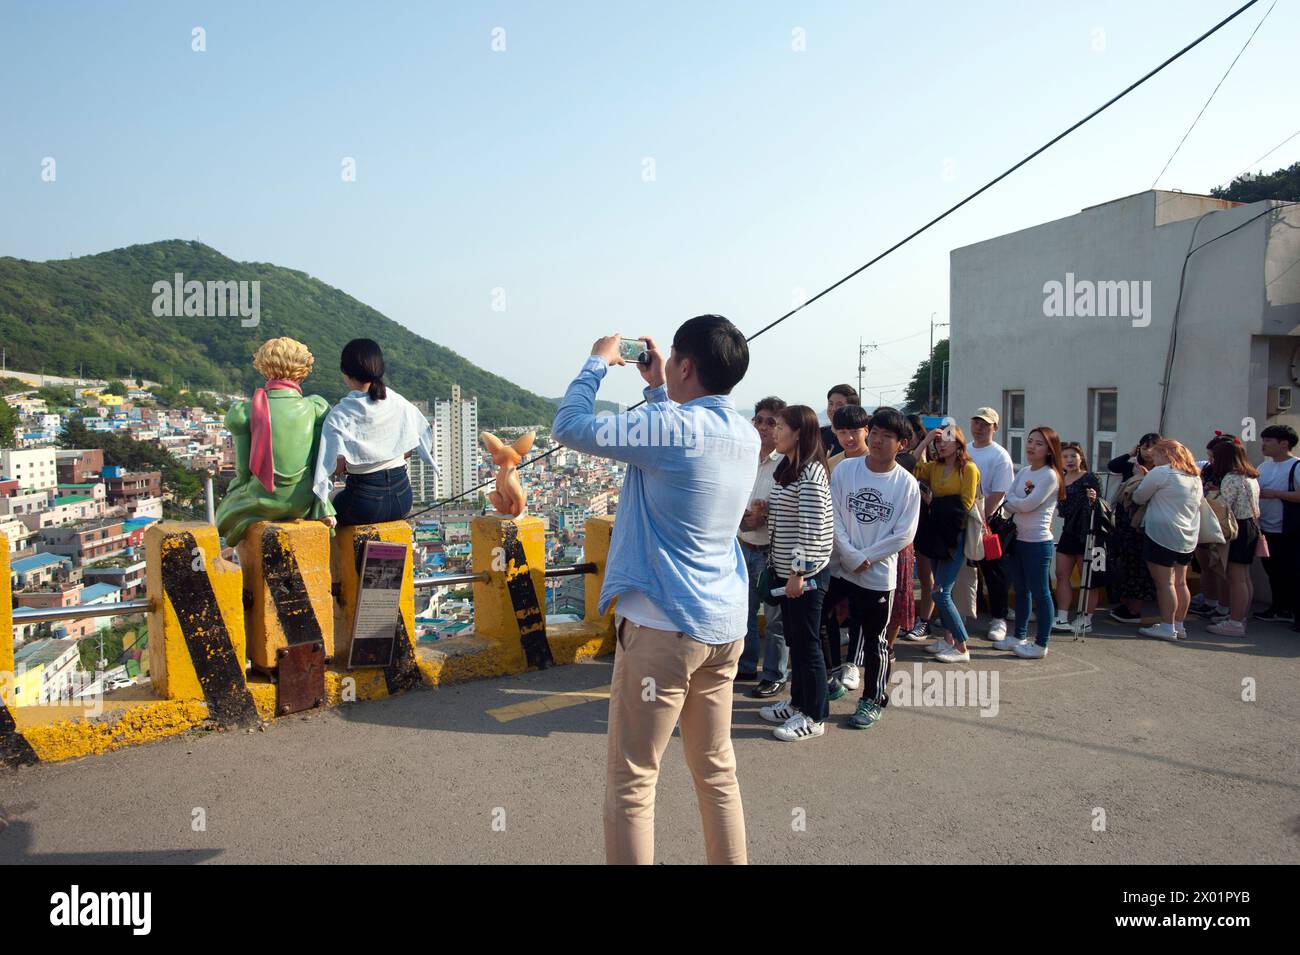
[553,316,758,864]
[759,405,835,742]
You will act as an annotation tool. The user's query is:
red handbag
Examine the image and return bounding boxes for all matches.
[981,527,1003,560]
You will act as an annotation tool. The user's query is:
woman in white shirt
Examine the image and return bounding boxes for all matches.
[994,426,1064,658]
[313,338,437,527]
[1131,439,1203,642]
[1204,438,1261,637]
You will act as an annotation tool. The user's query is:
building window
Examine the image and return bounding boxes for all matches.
[1002,390,1026,465]
[1090,389,1118,476]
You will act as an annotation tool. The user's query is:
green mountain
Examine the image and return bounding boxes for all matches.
[0,240,557,426]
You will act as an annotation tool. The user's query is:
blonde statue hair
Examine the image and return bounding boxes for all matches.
[252,337,314,381]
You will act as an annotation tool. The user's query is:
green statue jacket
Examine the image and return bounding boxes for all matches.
[215,388,335,546]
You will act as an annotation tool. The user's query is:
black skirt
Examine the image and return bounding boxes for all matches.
[1227,517,1260,565]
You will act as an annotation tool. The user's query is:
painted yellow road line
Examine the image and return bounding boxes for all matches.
[488,684,611,723]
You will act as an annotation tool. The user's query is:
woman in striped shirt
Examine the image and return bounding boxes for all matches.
[759,405,836,742]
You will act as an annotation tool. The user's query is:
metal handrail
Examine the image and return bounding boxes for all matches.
[11,598,152,624]
[412,562,596,589]
[9,564,600,622]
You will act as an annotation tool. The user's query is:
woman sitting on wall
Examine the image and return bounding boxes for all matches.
[216,337,335,548]
[313,338,437,527]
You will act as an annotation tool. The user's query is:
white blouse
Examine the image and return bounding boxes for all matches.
[313,388,437,504]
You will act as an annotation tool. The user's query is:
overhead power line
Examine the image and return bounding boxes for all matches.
[1151,0,1277,188]
[408,0,1264,520]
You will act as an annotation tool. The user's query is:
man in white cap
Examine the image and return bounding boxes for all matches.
[957,407,1015,642]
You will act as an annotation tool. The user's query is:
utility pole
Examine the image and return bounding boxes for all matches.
[857,339,877,399]
[928,313,949,412]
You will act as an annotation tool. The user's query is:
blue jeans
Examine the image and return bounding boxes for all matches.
[931,532,971,645]
[780,565,832,722]
[1007,539,1056,646]
[741,542,788,682]
[332,466,413,526]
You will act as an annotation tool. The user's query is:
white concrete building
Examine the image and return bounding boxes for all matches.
[0,448,58,492]
[949,191,1300,491]
[432,384,478,500]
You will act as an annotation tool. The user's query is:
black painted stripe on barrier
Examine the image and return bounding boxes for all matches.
[352,529,421,695]
[160,533,260,728]
[262,527,326,647]
[502,521,554,670]
[0,701,38,768]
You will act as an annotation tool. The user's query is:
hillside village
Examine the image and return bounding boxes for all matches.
[1,376,625,705]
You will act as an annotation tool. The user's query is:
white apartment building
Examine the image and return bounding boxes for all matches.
[0,448,58,492]
[949,191,1300,491]
[432,384,478,500]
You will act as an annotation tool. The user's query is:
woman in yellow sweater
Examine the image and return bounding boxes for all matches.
[913,425,981,662]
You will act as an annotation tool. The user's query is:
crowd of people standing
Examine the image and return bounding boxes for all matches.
[735,384,1300,741]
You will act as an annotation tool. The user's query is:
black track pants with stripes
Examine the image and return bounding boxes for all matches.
[841,580,894,707]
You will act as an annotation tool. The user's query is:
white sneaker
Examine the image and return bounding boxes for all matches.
[760,699,800,724]
[986,618,1008,642]
[1207,619,1246,637]
[935,646,971,663]
[1139,623,1179,642]
[923,637,952,655]
[1072,613,1094,635]
[840,662,861,690]
[990,632,1026,651]
[773,713,825,742]
[1051,611,1072,632]
[1012,641,1048,659]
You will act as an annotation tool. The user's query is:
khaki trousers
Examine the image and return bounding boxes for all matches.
[604,619,748,865]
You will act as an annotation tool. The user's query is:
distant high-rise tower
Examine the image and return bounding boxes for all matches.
[432,384,478,499]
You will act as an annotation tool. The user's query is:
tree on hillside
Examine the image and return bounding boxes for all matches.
[0,400,19,447]
[105,380,127,396]
[58,413,206,507]
[36,384,76,408]
[902,338,949,414]
[1210,161,1300,203]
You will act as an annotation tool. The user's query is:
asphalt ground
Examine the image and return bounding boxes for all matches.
[1,612,1296,864]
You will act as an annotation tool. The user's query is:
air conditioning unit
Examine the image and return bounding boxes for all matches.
[1269,385,1293,414]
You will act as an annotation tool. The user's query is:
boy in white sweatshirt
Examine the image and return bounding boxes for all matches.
[830,408,922,730]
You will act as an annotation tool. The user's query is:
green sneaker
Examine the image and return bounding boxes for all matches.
[827,679,847,702]
[848,700,882,729]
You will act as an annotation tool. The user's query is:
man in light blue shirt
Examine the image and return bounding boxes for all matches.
[553,314,758,865]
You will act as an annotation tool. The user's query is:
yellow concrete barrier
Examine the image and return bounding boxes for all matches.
[581,515,616,631]
[145,522,259,727]
[238,520,334,672]
[331,521,421,695]
[472,514,549,669]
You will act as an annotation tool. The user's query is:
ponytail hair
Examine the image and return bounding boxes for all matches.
[340,338,387,401]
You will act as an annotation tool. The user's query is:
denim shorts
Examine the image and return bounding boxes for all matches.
[333,466,413,527]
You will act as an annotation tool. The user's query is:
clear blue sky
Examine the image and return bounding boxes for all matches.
[2,0,1295,414]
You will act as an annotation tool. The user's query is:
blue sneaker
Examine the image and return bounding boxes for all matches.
[848,700,882,729]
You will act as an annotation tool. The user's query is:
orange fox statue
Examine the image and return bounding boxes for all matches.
[481,430,535,518]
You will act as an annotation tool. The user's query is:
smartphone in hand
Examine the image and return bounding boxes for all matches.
[618,337,649,364]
